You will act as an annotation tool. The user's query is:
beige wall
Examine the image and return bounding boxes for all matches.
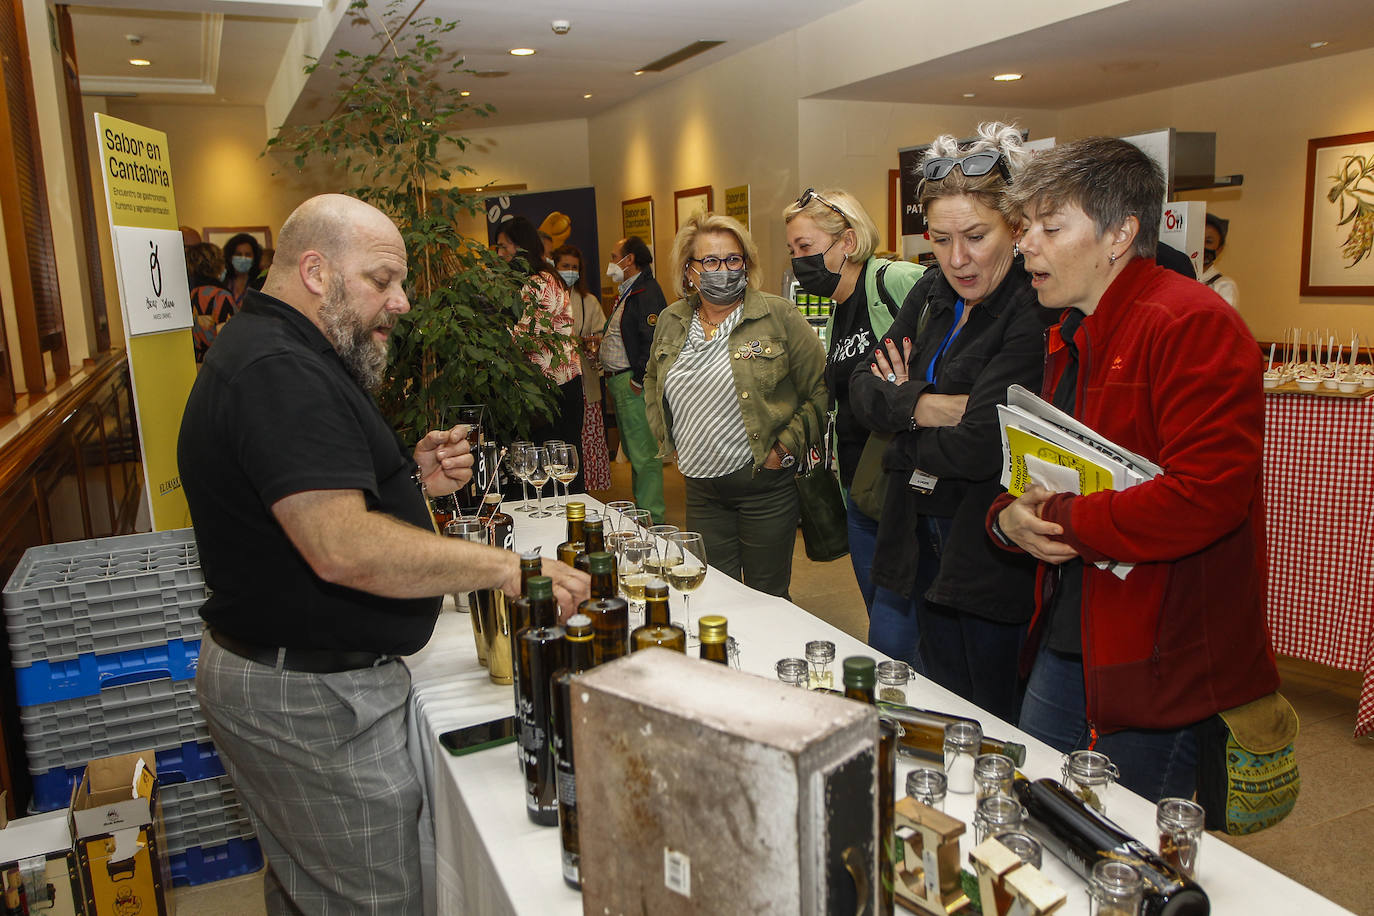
[589,34,801,299]
[1055,45,1374,342]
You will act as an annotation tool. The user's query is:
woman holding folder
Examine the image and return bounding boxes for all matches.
[847,122,1053,720]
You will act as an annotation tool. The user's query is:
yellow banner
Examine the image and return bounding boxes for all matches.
[94,113,196,531]
[725,184,750,230]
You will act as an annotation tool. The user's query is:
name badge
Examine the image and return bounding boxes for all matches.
[908,468,939,494]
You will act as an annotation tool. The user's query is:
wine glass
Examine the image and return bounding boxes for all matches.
[619,537,654,627]
[665,532,707,638]
[508,440,533,511]
[550,443,579,515]
[606,506,648,557]
[644,525,680,579]
[543,440,567,515]
[525,446,553,518]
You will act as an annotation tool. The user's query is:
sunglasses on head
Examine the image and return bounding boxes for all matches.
[796,188,850,224]
[921,150,1012,184]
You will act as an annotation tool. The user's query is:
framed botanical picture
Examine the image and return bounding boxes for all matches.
[621,196,654,253]
[673,186,713,230]
[1301,130,1374,296]
[203,226,273,251]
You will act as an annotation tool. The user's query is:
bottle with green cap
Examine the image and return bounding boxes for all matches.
[875,701,1027,767]
[577,551,629,665]
[516,575,565,826]
[630,580,686,652]
[698,615,730,665]
[843,656,877,705]
[551,614,594,888]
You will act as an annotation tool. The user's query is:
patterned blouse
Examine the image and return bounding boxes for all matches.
[515,274,581,386]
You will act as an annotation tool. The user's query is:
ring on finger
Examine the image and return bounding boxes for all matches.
[886,372,897,383]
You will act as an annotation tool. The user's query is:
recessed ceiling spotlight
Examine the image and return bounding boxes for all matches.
[632,69,645,76]
[992,73,1022,82]
[129,58,152,67]
[460,90,471,97]
[583,93,593,99]
[509,48,536,57]
[963,92,976,98]
[1309,40,1329,49]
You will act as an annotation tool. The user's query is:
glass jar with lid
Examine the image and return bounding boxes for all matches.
[1088,860,1143,915]
[804,640,836,690]
[905,768,947,812]
[973,753,1016,803]
[1062,749,1119,815]
[943,720,982,794]
[1156,797,1205,878]
[775,657,808,687]
[875,660,910,704]
[973,794,1025,843]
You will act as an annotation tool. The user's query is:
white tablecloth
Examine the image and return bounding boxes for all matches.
[407,497,1348,915]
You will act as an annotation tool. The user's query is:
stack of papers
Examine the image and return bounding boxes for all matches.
[997,384,1163,579]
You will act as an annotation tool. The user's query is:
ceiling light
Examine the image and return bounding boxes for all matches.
[992,73,1022,82]
[583,93,593,99]
[129,58,152,67]
[460,90,471,97]
[963,92,976,98]
[1309,40,1329,49]
[509,48,536,57]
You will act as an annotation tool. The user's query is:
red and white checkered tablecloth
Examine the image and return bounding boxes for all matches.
[1263,392,1374,736]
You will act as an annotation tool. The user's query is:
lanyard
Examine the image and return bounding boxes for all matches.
[924,298,966,384]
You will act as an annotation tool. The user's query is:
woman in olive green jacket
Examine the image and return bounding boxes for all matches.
[644,212,828,598]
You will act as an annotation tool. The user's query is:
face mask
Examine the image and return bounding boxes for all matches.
[1203,247,1218,269]
[790,238,842,298]
[695,267,748,306]
[606,255,628,285]
[559,269,580,288]
[231,256,253,275]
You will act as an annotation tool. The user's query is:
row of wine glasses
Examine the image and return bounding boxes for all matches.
[503,442,579,519]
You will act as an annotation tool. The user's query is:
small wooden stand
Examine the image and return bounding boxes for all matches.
[968,837,1066,916]
[893,797,969,914]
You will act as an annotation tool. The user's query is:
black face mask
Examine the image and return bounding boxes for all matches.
[1203,247,1218,269]
[791,238,842,298]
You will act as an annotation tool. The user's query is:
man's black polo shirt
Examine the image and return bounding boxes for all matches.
[178,290,442,655]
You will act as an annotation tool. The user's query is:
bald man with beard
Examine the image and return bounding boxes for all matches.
[178,194,588,913]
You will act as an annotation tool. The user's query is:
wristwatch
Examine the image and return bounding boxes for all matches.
[773,443,796,468]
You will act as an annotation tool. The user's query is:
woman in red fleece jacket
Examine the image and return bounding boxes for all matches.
[988,137,1278,803]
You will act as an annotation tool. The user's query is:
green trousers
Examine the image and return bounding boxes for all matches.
[605,371,666,524]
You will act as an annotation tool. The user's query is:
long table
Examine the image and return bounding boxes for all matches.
[407,497,1348,915]
[1263,391,1374,736]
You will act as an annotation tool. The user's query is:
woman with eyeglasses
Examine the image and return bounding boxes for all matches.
[643,212,827,598]
[847,122,1053,719]
[783,188,925,621]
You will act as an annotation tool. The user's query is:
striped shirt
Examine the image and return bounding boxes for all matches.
[664,307,752,479]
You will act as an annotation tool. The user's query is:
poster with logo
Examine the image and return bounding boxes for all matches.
[725,184,750,230]
[94,112,198,531]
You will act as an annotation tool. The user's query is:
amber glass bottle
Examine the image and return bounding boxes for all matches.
[516,576,564,826]
[573,513,606,573]
[698,615,729,665]
[875,702,1028,767]
[642,579,672,627]
[577,552,629,666]
[556,502,587,567]
[552,614,594,889]
[843,656,876,704]
[631,581,687,653]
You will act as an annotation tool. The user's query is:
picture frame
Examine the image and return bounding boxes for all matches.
[202,226,273,252]
[621,196,654,254]
[1301,130,1374,296]
[673,186,713,230]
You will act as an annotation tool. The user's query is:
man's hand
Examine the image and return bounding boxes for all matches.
[414,425,474,497]
[543,559,591,622]
[998,485,1080,564]
[912,393,968,428]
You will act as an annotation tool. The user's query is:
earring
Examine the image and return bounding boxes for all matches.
[1013,244,1020,258]
[1108,252,1118,265]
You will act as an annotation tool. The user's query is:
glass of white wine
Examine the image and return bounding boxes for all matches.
[644,525,680,580]
[508,440,533,512]
[550,443,579,515]
[618,537,654,627]
[665,531,706,638]
[525,446,553,519]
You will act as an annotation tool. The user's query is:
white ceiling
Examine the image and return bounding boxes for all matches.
[70,0,1374,122]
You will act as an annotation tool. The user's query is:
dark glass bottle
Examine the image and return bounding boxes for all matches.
[842,656,876,704]
[516,576,565,826]
[877,717,898,916]
[573,513,607,573]
[643,579,672,627]
[698,615,729,665]
[875,702,1028,767]
[556,501,587,567]
[631,580,685,651]
[577,552,630,666]
[507,549,546,772]
[552,614,595,890]
[430,492,457,534]
[1012,778,1209,916]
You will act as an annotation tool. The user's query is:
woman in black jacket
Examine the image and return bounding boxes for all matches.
[848,122,1052,721]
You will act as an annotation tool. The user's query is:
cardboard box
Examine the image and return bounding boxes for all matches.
[0,794,83,916]
[572,649,880,915]
[69,751,173,916]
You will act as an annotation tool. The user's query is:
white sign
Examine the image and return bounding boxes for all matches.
[114,226,192,337]
[1159,201,1206,279]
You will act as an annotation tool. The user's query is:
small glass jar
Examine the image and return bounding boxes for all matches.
[1156,797,1205,878]
[973,753,1016,803]
[1088,860,1143,916]
[991,831,1042,870]
[943,721,982,794]
[1062,749,1119,815]
[973,794,1025,844]
[805,640,836,690]
[875,660,910,704]
[776,658,809,687]
[905,767,947,812]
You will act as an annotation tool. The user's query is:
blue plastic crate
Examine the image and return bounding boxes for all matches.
[28,739,225,812]
[168,836,263,887]
[12,637,200,706]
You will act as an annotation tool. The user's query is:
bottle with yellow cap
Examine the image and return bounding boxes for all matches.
[630,580,686,652]
[698,615,730,665]
[556,501,587,567]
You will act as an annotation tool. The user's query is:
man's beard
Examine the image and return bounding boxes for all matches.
[319,276,393,392]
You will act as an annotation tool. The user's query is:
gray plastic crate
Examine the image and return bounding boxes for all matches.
[20,677,208,772]
[161,777,256,857]
[4,529,206,666]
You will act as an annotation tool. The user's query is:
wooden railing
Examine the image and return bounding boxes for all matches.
[0,350,142,817]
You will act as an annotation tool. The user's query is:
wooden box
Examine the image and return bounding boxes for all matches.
[572,648,879,915]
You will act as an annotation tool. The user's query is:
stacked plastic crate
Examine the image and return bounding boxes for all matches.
[4,529,263,886]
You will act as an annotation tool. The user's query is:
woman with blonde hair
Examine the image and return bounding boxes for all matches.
[643,212,827,597]
[783,187,925,620]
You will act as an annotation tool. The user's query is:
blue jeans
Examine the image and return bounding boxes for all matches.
[867,516,948,676]
[1019,646,1198,803]
[845,495,879,612]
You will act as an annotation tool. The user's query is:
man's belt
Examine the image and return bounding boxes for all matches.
[209,628,392,674]
[605,368,633,378]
